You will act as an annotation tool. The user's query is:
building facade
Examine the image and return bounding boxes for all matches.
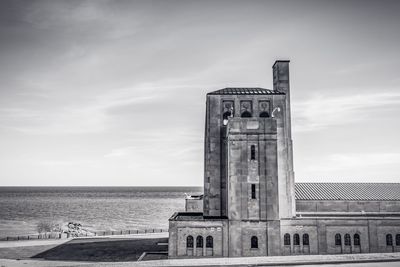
[168,60,400,258]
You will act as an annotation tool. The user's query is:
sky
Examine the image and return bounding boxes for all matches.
[0,0,399,186]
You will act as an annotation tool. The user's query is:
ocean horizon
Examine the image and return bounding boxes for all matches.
[0,186,203,237]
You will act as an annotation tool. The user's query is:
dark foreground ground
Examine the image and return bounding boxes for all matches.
[0,235,168,262]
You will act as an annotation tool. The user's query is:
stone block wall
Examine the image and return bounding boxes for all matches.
[297,200,400,213]
[185,198,203,212]
[168,217,228,258]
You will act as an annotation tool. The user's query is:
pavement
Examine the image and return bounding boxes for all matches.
[0,235,399,267]
[0,252,399,267]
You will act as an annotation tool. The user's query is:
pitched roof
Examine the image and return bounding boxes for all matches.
[207,87,284,95]
[295,183,400,201]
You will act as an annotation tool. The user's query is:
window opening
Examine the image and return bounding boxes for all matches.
[251,236,258,248]
[250,145,256,160]
[335,234,342,246]
[387,234,393,246]
[354,234,360,246]
[241,111,252,118]
[344,234,351,246]
[303,233,309,246]
[223,111,231,126]
[251,184,256,199]
[206,236,213,248]
[196,236,203,247]
[187,236,193,248]
[284,234,290,246]
[294,234,300,245]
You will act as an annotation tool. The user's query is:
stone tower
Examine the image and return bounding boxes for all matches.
[203,60,295,220]
[169,60,400,259]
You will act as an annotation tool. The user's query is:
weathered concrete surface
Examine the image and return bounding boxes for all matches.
[1,252,400,267]
[297,200,400,213]
[168,215,228,258]
[273,60,296,219]
[186,197,204,212]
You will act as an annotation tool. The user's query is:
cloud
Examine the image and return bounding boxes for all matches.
[293,91,400,132]
[306,152,400,173]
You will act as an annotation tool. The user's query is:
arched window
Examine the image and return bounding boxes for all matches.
[284,233,291,246]
[260,111,270,118]
[241,111,252,118]
[303,233,310,246]
[206,236,213,248]
[251,184,256,199]
[335,234,342,246]
[250,145,256,160]
[344,234,351,246]
[294,234,300,246]
[396,234,400,246]
[187,235,194,248]
[354,234,360,246]
[251,236,258,248]
[196,236,203,247]
[386,234,393,246]
[223,111,232,126]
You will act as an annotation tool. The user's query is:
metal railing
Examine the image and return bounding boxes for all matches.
[0,228,168,241]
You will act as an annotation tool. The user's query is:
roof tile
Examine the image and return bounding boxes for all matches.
[208,87,284,95]
[295,183,400,201]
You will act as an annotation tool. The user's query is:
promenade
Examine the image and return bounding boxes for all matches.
[0,252,399,267]
[0,233,399,267]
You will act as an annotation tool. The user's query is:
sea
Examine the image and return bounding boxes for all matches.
[0,186,202,237]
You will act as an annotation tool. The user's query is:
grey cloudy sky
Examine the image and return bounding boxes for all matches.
[0,0,399,186]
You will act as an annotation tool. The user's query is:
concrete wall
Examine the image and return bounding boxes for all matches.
[204,94,283,217]
[280,218,400,256]
[297,200,400,213]
[273,61,296,219]
[185,198,203,212]
[376,221,400,253]
[168,218,228,258]
[228,221,268,257]
[226,118,279,221]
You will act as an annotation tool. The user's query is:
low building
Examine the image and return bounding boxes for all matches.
[168,60,400,258]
